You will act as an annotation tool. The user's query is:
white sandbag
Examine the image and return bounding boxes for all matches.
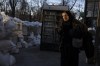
[33,34,41,46]
[28,32,34,47]
[20,38,28,48]
[10,41,19,53]
[0,26,6,39]
[11,46,19,53]
[28,43,33,47]
[16,42,22,48]
[31,21,42,27]
[0,12,10,22]
[0,17,16,39]
[10,55,16,66]
[4,18,16,31]
[0,40,12,52]
[0,15,6,39]
[28,32,34,39]
[3,17,22,37]
[0,52,16,66]
[28,39,34,47]
[4,18,17,37]
[0,40,18,53]
[14,17,22,23]
[17,32,28,48]
[0,15,3,26]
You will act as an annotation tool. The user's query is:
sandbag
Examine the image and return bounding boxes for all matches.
[0,26,6,39]
[0,52,16,66]
[16,42,22,48]
[4,19,17,37]
[4,19,16,30]
[0,40,18,53]
[0,15,6,39]
[20,39,28,48]
[0,15,3,26]
[33,34,41,46]
[10,41,19,53]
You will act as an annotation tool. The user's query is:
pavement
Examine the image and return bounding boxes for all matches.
[14,46,95,66]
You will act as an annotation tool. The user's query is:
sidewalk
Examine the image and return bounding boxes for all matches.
[14,46,95,66]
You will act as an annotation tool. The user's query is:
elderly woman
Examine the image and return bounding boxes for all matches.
[58,10,89,66]
[59,10,95,66]
[59,11,80,66]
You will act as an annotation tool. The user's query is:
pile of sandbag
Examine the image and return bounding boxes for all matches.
[0,14,17,66]
[0,11,42,65]
[22,21,42,47]
[1,12,28,49]
[0,14,29,66]
[0,13,19,52]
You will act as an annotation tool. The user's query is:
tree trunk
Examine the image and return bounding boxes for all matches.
[11,6,15,17]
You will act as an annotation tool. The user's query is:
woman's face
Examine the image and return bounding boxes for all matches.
[62,12,69,22]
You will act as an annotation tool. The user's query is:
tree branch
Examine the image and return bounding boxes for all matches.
[9,0,13,8]
[69,0,77,10]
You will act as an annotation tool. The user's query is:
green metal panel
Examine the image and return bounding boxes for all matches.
[40,10,60,51]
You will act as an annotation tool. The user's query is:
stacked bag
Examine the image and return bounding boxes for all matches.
[0,13,17,66]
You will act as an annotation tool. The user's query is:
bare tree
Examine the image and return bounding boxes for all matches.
[63,0,84,20]
[0,0,6,11]
[40,0,47,6]
[9,0,18,17]
[30,0,47,21]
[69,0,77,10]
[61,0,77,10]
[20,0,29,12]
[0,1,3,11]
